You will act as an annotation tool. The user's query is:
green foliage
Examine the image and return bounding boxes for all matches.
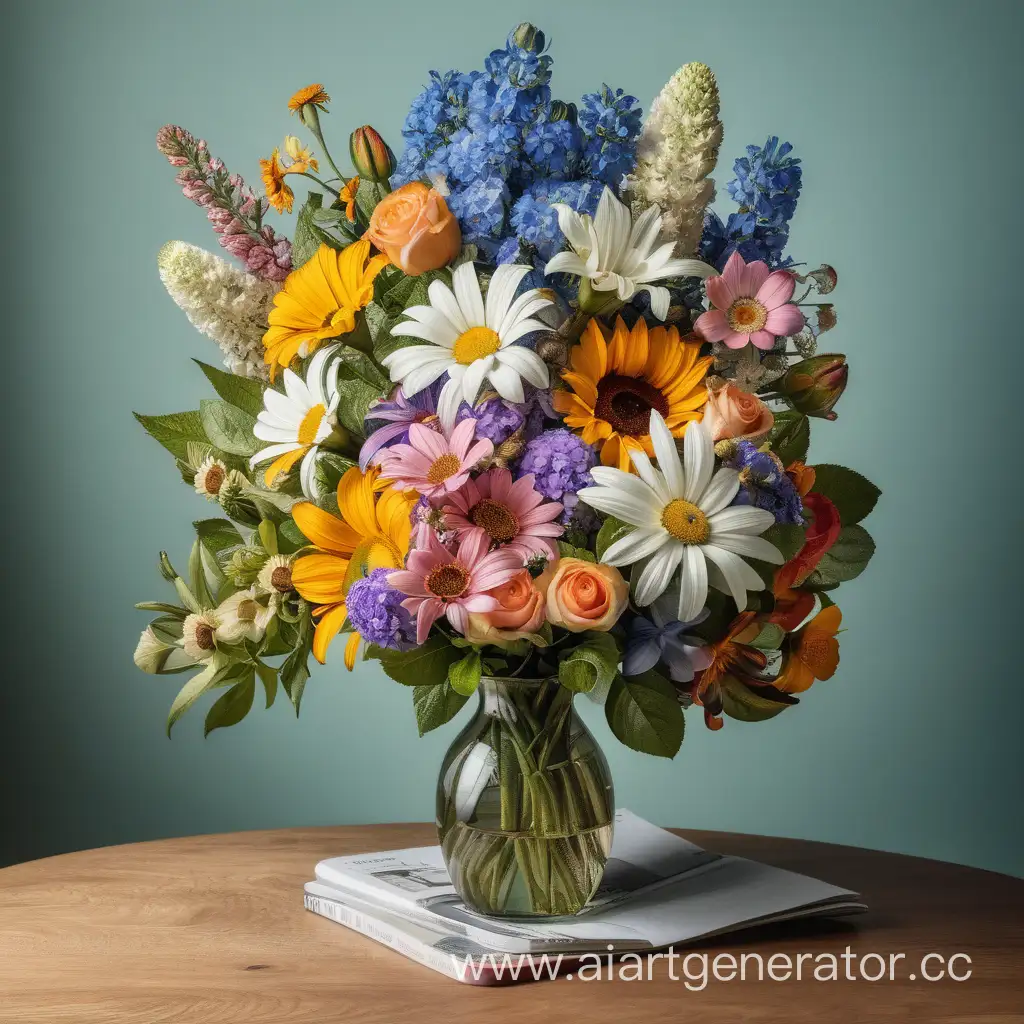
[194,361,266,419]
[367,634,463,687]
[280,606,314,715]
[762,523,806,563]
[605,670,685,758]
[200,399,262,458]
[204,672,256,736]
[557,540,597,563]
[802,524,876,588]
[720,677,796,723]
[167,656,231,736]
[293,193,341,266]
[413,682,470,736]
[448,650,482,696]
[595,516,633,562]
[558,632,619,694]
[334,348,390,436]
[194,518,244,556]
[748,622,786,651]
[134,410,210,461]
[766,411,810,465]
[807,464,881,525]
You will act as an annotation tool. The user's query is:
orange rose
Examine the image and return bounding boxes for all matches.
[465,571,546,648]
[543,558,628,633]
[364,182,461,276]
[703,380,774,443]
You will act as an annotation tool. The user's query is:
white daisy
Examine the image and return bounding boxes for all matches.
[215,588,274,645]
[579,410,784,622]
[181,610,221,663]
[193,455,228,500]
[545,186,717,321]
[383,263,553,430]
[249,346,339,499]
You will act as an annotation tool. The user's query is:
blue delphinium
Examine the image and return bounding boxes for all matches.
[724,441,804,525]
[524,111,583,178]
[507,178,603,262]
[516,428,596,523]
[578,85,642,187]
[447,176,510,248]
[701,137,802,269]
[346,569,416,651]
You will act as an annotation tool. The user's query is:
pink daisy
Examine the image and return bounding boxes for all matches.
[443,468,564,559]
[377,418,492,499]
[389,530,523,643]
[694,251,805,351]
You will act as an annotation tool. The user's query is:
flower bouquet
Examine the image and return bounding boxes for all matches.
[135,23,880,918]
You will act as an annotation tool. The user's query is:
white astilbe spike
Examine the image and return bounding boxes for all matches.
[157,241,278,380]
[629,62,723,257]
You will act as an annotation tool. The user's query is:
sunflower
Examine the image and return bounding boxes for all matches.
[289,84,330,115]
[263,240,388,377]
[554,316,713,472]
[290,466,416,667]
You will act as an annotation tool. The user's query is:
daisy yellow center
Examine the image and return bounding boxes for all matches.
[470,498,520,543]
[426,562,470,599]
[452,326,501,365]
[726,298,768,334]
[297,404,326,446]
[427,453,462,484]
[661,499,710,545]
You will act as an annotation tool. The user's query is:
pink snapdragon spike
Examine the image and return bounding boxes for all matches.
[390,530,523,642]
[694,252,805,351]
[377,419,492,500]
[443,468,564,559]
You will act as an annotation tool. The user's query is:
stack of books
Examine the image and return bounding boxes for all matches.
[304,810,865,984]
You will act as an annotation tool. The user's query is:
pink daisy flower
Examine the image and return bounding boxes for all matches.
[390,530,523,642]
[694,251,805,351]
[443,468,564,560]
[377,418,492,499]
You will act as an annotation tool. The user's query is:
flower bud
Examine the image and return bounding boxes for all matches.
[780,354,848,420]
[549,100,577,124]
[510,22,544,52]
[350,125,394,183]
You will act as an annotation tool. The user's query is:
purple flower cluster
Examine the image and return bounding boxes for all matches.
[457,395,524,446]
[346,569,416,651]
[725,441,804,525]
[156,125,292,281]
[516,428,595,523]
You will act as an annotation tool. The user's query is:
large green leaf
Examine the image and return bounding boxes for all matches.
[194,360,266,419]
[448,650,482,696]
[204,673,256,736]
[766,411,810,465]
[595,516,634,562]
[413,682,470,736]
[280,607,314,715]
[605,670,685,758]
[558,632,620,694]
[802,523,876,588]
[807,464,881,525]
[720,677,796,723]
[193,518,243,556]
[166,656,231,736]
[200,399,262,457]
[334,350,390,436]
[134,410,209,461]
[366,635,462,687]
[292,192,340,267]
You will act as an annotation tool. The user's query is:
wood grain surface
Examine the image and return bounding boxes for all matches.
[1,824,1021,1023]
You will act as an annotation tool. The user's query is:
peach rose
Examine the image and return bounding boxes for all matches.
[464,571,546,648]
[543,558,628,633]
[364,182,461,276]
[703,380,774,443]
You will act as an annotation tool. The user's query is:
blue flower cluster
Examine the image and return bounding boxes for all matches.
[700,137,802,270]
[392,24,641,260]
[725,441,804,525]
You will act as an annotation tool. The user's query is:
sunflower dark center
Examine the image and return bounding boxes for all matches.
[470,498,520,543]
[594,374,670,436]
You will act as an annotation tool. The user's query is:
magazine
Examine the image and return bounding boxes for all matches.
[304,810,865,981]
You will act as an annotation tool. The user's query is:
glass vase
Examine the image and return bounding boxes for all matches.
[436,676,614,918]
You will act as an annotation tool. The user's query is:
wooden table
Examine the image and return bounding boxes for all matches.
[1,825,1021,1022]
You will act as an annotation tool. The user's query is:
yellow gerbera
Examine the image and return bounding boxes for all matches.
[291,466,416,667]
[263,240,389,377]
[289,84,330,114]
[554,316,714,472]
[259,149,293,214]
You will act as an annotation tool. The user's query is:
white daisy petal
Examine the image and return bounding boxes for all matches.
[392,314,459,348]
[384,347,453,388]
[436,378,464,432]
[713,532,785,564]
[589,466,662,508]
[460,356,493,405]
[427,279,469,334]
[299,446,320,500]
[249,442,300,468]
[485,264,530,330]
[702,544,760,610]
[494,347,549,389]
[281,367,311,406]
[254,422,304,443]
[648,410,686,499]
[678,546,709,623]
[487,361,525,403]
[602,527,670,567]
[633,542,684,607]
[683,418,714,503]
[627,447,671,505]
[708,505,777,536]
[499,290,553,339]
[453,262,486,327]
[544,251,589,278]
[500,317,551,346]
[400,356,457,398]
[577,487,659,529]
[700,468,741,517]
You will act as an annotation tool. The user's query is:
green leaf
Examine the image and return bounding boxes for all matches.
[595,516,633,562]
[278,518,309,554]
[448,650,482,696]
[559,632,619,693]
[807,464,881,525]
[193,518,243,556]
[366,635,462,687]
[763,523,806,563]
[802,524,876,588]
[557,540,597,563]
[256,661,278,708]
[135,601,188,618]
[766,411,810,465]
[204,673,256,736]
[188,538,214,609]
[293,192,339,267]
[167,657,230,736]
[720,676,795,722]
[413,682,470,736]
[605,670,684,758]
[134,410,209,461]
[280,607,314,715]
[200,399,261,457]
[749,622,786,651]
[354,179,386,223]
[258,520,279,556]
[334,350,390,436]
[194,361,266,419]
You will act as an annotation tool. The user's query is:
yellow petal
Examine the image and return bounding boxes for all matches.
[263,445,306,488]
[337,466,380,539]
[292,553,350,604]
[312,602,349,664]
[343,631,362,670]
[292,501,361,554]
[561,371,598,411]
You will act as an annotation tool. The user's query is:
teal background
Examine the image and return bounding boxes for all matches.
[3,0,1022,877]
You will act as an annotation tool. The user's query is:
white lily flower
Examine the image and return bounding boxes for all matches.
[578,410,784,621]
[545,186,717,320]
